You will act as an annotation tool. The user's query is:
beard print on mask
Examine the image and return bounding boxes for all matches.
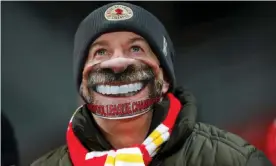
[82,62,164,119]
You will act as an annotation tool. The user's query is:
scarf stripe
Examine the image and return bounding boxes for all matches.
[86,151,109,160]
[143,124,170,156]
[67,93,181,166]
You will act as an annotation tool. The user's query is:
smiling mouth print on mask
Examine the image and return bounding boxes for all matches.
[84,62,163,119]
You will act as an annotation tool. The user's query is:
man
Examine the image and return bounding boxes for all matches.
[32,2,273,166]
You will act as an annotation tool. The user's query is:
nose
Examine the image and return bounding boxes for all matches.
[99,57,136,73]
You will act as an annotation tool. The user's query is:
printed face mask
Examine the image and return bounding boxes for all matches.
[81,59,163,119]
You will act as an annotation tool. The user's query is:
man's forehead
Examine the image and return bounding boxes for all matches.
[91,31,147,47]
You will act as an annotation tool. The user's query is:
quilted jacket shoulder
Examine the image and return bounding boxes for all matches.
[31,145,71,166]
[182,122,272,166]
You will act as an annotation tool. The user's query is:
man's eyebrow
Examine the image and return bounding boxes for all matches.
[90,40,108,50]
[128,37,147,44]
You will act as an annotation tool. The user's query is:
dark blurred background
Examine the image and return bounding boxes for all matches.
[2,1,276,166]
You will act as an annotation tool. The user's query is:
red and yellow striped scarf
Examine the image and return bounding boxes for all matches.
[67,93,181,166]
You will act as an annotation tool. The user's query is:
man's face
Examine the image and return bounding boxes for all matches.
[80,32,169,119]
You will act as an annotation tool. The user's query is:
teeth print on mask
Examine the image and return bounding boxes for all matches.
[95,82,143,95]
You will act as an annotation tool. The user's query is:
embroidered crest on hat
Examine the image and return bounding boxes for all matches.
[104,5,133,21]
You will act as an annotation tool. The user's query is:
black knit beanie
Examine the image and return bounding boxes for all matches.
[73,2,176,94]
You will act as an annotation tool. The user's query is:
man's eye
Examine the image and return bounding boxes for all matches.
[131,46,142,53]
[95,49,107,56]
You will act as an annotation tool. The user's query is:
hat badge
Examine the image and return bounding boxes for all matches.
[104,5,133,21]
